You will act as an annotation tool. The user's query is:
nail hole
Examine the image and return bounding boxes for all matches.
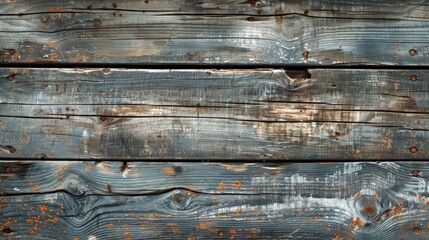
[410,75,418,82]
[409,49,417,56]
[412,170,420,177]
[5,167,12,174]
[8,49,16,55]
[3,227,12,234]
[93,18,102,28]
[8,147,16,154]
[6,75,14,82]
[99,116,109,122]
[410,147,418,154]
[102,68,110,74]
[247,16,255,21]
[413,226,421,232]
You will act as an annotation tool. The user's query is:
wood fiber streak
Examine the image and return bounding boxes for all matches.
[1,0,429,65]
[0,161,428,239]
[0,68,428,160]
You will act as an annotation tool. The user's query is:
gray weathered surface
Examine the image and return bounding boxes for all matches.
[1,0,428,65]
[0,161,428,239]
[0,68,428,160]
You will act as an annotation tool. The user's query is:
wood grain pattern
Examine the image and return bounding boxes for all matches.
[0,161,428,239]
[0,68,428,160]
[1,0,429,65]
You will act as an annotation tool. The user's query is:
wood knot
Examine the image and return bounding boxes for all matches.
[171,189,192,210]
[354,195,382,221]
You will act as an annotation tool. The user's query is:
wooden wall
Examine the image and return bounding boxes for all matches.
[1,0,429,239]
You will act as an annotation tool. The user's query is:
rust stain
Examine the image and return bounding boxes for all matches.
[39,205,47,214]
[274,8,283,24]
[162,167,176,176]
[332,236,344,240]
[85,165,92,172]
[124,232,132,240]
[33,185,39,192]
[232,181,243,188]
[216,182,226,191]
[212,197,217,202]
[196,222,212,230]
[223,164,247,172]
[107,223,114,228]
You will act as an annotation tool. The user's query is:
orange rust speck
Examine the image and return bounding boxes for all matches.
[124,232,132,240]
[391,202,403,215]
[26,219,33,224]
[216,182,226,191]
[63,230,67,234]
[232,181,243,188]
[33,185,39,192]
[148,214,156,219]
[196,222,210,230]
[349,217,361,229]
[410,147,418,154]
[74,238,79,240]
[363,204,376,215]
[229,228,237,234]
[162,167,176,176]
[332,236,344,240]
[123,224,129,228]
[39,205,47,214]
[212,197,217,202]
[107,223,114,228]
[85,165,92,172]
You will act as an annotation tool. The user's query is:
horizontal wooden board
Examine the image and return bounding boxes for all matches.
[1,68,429,160]
[0,161,428,239]
[1,0,429,65]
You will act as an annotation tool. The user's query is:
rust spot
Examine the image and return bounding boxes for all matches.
[274,9,283,24]
[409,49,417,56]
[3,227,12,234]
[8,146,16,153]
[85,165,92,172]
[5,167,12,174]
[196,222,210,230]
[124,232,132,240]
[93,18,102,28]
[410,75,418,81]
[413,226,420,232]
[232,181,243,188]
[8,49,16,55]
[412,170,420,177]
[107,223,114,228]
[216,182,226,191]
[247,17,255,22]
[162,167,177,176]
[107,183,112,193]
[6,75,14,82]
[212,197,217,202]
[102,68,110,73]
[410,147,418,154]
[363,204,376,215]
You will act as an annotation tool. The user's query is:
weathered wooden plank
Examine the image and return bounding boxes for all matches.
[0,161,428,239]
[0,0,428,65]
[0,68,428,160]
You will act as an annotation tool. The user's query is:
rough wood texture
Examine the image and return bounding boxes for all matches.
[0,68,428,160]
[0,161,428,239]
[1,0,428,65]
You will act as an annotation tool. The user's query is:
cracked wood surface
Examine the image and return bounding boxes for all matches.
[1,0,429,65]
[0,161,428,239]
[0,68,428,160]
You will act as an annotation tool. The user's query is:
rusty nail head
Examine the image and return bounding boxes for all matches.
[5,167,12,174]
[410,147,418,154]
[413,226,420,232]
[409,49,417,56]
[9,49,16,55]
[6,75,14,81]
[3,228,12,234]
[100,116,108,122]
[9,147,16,153]
[410,75,418,81]
[102,68,110,73]
[412,170,420,177]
